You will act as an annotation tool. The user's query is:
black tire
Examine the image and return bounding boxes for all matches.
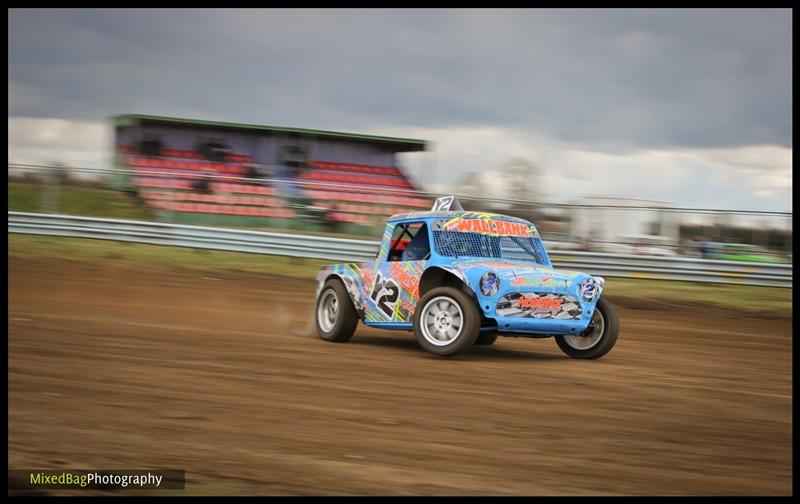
[555,297,619,359]
[475,332,499,345]
[315,279,359,343]
[413,286,481,357]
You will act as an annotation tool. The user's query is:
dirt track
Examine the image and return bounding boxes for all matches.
[8,257,792,495]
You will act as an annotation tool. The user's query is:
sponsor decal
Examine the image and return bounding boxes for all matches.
[440,218,536,238]
[511,276,569,288]
[389,261,422,299]
[518,296,562,309]
[496,293,582,320]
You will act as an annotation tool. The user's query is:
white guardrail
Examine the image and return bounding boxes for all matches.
[8,212,792,288]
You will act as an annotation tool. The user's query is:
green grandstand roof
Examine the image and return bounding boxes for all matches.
[111,114,427,152]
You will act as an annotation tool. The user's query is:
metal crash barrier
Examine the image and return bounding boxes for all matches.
[8,212,792,288]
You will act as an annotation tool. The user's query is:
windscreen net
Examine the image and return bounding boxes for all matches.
[432,229,549,264]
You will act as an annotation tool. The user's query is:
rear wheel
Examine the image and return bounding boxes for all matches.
[315,279,359,343]
[555,297,619,359]
[413,287,481,357]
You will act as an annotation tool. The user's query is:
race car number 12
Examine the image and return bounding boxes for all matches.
[370,272,399,317]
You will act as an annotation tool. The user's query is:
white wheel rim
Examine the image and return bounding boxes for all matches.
[317,289,339,332]
[420,296,464,346]
[564,308,605,350]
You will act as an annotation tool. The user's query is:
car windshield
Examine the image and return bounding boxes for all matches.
[431,218,549,265]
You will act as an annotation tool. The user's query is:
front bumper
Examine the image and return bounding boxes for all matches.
[491,316,593,335]
[476,285,600,336]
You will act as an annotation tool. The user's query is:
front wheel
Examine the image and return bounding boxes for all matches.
[555,297,619,359]
[413,287,481,357]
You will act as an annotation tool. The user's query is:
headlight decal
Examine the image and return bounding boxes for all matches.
[579,278,601,301]
[479,272,499,296]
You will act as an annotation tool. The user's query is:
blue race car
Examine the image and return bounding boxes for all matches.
[314,197,619,358]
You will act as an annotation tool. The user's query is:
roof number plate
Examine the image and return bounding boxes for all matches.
[432,195,464,211]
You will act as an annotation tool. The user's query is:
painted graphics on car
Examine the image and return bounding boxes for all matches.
[317,211,603,333]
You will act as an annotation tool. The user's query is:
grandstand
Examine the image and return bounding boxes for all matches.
[111,114,430,234]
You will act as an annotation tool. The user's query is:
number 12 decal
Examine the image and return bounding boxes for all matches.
[370,272,399,318]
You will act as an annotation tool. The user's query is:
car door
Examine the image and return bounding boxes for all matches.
[367,221,430,322]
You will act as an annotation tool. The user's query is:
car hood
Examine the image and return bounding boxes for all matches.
[445,259,594,289]
[436,259,605,324]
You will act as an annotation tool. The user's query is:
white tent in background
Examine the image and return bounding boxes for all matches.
[568,196,680,249]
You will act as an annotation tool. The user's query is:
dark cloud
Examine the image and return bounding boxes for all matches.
[8,8,792,149]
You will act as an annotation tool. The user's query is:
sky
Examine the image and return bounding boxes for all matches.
[7,8,793,212]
